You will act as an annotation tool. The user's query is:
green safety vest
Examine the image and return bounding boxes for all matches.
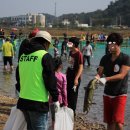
[19,50,49,102]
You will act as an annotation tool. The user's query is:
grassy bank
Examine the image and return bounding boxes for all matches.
[1,27,130,38]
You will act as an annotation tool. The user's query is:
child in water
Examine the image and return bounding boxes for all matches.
[53,44,59,58]
[49,57,68,130]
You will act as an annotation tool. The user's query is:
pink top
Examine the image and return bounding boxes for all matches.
[55,72,68,106]
[49,72,68,106]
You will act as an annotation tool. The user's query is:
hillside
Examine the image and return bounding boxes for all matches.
[46,0,130,27]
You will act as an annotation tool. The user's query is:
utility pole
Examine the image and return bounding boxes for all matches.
[119,15,122,26]
[54,2,56,17]
[66,22,68,36]
[54,2,58,27]
[116,16,118,26]
[90,17,92,27]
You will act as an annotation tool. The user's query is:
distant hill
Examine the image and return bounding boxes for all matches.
[42,13,55,25]
[103,0,130,26]
[44,0,130,27]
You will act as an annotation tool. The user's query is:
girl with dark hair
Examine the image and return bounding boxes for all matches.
[50,57,68,130]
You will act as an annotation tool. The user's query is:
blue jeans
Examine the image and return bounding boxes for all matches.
[22,110,48,130]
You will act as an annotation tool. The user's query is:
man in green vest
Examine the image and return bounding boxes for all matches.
[16,31,59,130]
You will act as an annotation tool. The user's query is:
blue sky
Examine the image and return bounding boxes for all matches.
[0,0,114,17]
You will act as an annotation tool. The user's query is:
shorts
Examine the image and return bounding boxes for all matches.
[103,95,127,124]
[3,56,13,66]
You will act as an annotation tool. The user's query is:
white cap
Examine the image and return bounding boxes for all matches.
[35,31,52,44]
[67,42,73,47]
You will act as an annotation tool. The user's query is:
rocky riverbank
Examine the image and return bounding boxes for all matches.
[0,95,106,130]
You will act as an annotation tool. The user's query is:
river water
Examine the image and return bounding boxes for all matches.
[0,41,130,130]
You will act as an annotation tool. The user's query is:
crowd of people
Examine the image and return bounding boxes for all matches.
[1,28,130,130]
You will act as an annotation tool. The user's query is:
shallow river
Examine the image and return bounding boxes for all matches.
[0,43,130,130]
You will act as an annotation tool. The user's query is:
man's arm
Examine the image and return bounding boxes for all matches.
[74,64,83,86]
[42,53,58,102]
[11,45,14,57]
[106,65,130,82]
[15,66,20,92]
[74,51,84,86]
[81,47,85,53]
[1,44,3,51]
[90,48,93,56]
[96,66,104,77]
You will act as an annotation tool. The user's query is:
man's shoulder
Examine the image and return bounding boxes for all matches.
[4,42,12,46]
[78,50,83,56]
[62,41,67,45]
[120,52,130,62]
[120,52,129,58]
[101,54,110,60]
[43,53,52,61]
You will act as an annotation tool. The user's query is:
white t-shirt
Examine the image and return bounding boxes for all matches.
[83,45,92,56]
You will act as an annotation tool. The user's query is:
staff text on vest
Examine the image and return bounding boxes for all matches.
[20,56,38,62]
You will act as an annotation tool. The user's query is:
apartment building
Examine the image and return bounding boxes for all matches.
[0,13,45,27]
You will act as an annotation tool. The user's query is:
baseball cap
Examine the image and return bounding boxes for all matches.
[67,36,79,48]
[35,31,52,44]
[32,28,39,35]
[28,28,39,38]
[67,42,73,47]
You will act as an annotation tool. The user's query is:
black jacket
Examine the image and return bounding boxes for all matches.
[16,38,58,112]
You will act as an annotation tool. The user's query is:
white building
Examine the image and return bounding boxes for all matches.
[77,23,89,28]
[1,13,45,27]
[62,19,89,28]
[62,19,70,25]
[11,14,32,25]
[36,14,45,27]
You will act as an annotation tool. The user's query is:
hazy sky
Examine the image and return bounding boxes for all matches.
[0,0,114,17]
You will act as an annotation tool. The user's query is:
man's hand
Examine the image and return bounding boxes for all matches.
[72,85,77,92]
[95,76,107,85]
[54,101,60,113]
[74,78,78,86]
[95,74,100,79]
[99,78,107,85]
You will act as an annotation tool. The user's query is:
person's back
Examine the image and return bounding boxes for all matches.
[61,41,67,50]
[50,57,67,130]
[2,41,14,57]
[83,44,92,56]
[10,31,15,39]
[82,41,92,66]
[54,46,59,58]
[55,72,67,106]
[61,38,68,58]
[2,38,14,71]
[0,30,3,38]
[54,37,59,48]
[16,31,59,130]
[52,57,67,105]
